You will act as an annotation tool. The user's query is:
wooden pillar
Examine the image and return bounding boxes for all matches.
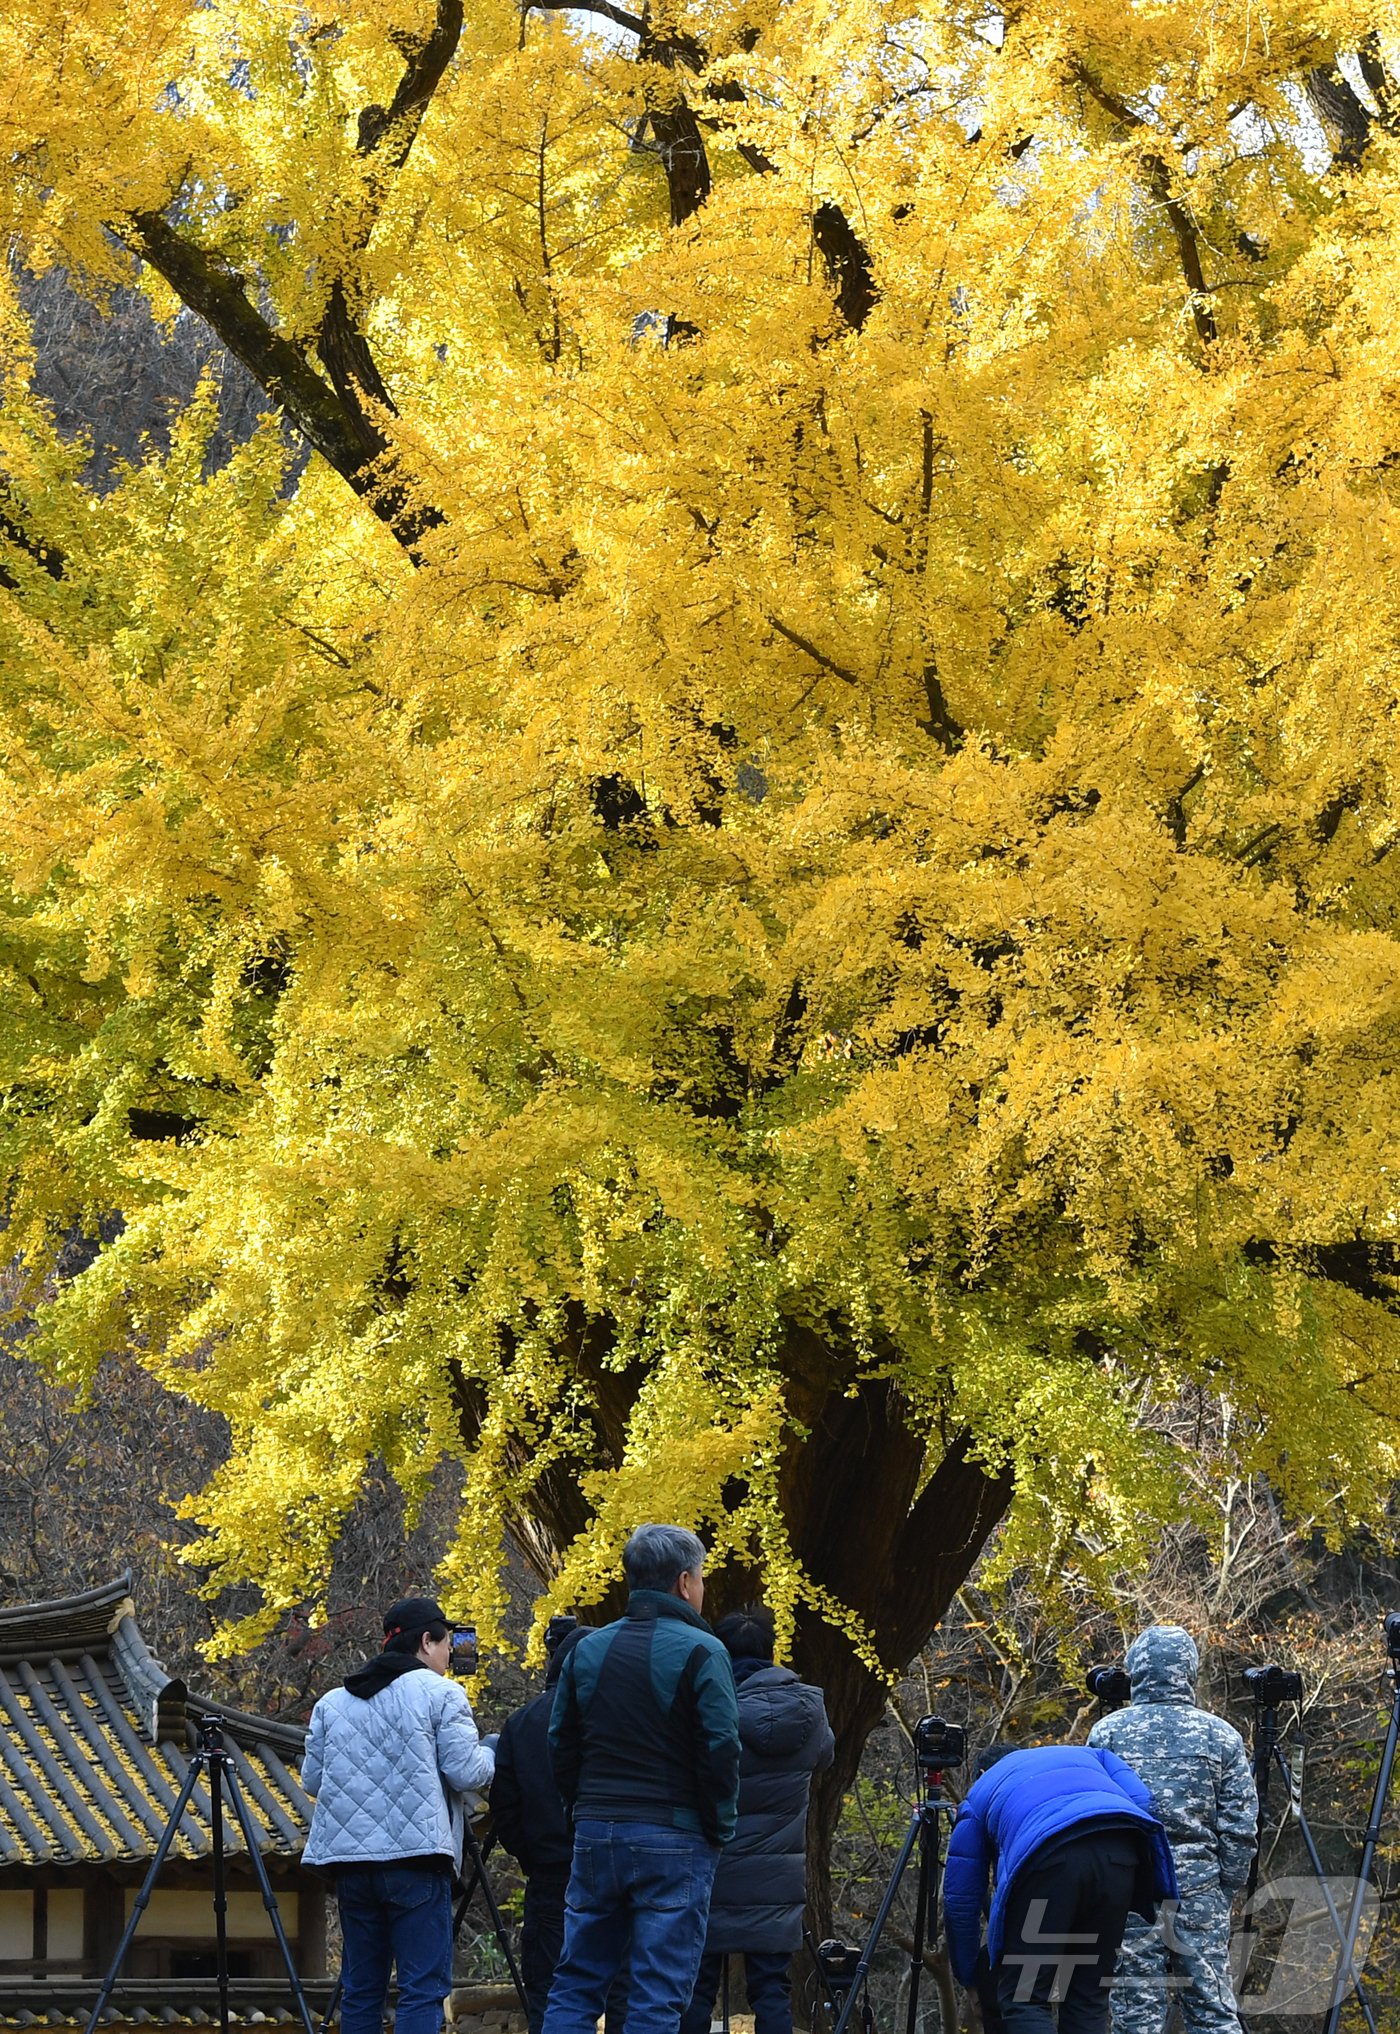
[297,1871,327,1979]
[84,1872,123,1977]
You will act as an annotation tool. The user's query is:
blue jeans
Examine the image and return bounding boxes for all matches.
[337,1866,454,2034]
[541,1820,719,2034]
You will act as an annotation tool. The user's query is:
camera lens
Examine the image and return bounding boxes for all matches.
[1086,1666,1131,1705]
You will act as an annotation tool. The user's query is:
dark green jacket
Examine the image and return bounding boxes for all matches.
[548,1590,741,1846]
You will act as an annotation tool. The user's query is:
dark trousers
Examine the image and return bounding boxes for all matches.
[521,1876,570,2034]
[995,1832,1142,2034]
[521,1865,629,2034]
[680,1950,792,2034]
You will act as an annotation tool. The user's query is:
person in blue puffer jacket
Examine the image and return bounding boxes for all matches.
[943,1744,1178,2034]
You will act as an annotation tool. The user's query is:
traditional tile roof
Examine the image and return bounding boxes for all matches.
[0,1982,335,2027]
[0,1977,339,2026]
[0,1578,312,1870]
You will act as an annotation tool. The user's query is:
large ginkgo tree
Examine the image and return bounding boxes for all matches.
[4,0,1400,1863]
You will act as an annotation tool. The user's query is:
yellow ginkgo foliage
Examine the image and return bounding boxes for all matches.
[4,0,1400,1829]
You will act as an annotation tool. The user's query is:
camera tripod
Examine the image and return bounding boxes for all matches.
[82,1714,316,2034]
[316,1818,528,2031]
[1318,1620,1400,2034]
[1240,1684,1378,2034]
[807,1931,872,2034]
[829,1742,961,2034]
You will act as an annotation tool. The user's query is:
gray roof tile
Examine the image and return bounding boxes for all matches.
[0,1580,312,1868]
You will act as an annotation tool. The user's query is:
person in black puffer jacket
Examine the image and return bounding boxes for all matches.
[680,1607,835,2034]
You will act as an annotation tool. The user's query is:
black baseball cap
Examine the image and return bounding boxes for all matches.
[383,1596,449,1644]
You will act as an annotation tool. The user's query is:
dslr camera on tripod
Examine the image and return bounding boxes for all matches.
[822,1714,965,2034]
[814,1940,863,1991]
[914,1714,966,1771]
[1243,1663,1303,1704]
[1086,1664,1131,1709]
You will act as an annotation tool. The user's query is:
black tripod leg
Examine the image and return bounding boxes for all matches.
[319,1971,343,2034]
[1237,1706,1277,1992]
[223,1761,318,2034]
[1321,1681,1400,2034]
[459,1824,529,2015]
[211,1752,231,2034]
[1273,1751,1379,2034]
[83,1758,206,2034]
[832,1813,923,2034]
[903,1820,931,2034]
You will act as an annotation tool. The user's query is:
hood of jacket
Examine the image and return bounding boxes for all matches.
[343,1653,432,1701]
[546,1624,590,1688]
[1127,1624,1199,1705]
[736,1666,825,1757]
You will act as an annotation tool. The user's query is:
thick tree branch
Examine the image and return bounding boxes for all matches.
[1071,64,1217,346]
[919,660,962,751]
[1306,60,1375,169]
[884,1430,1015,1665]
[125,211,438,552]
[1357,32,1400,131]
[358,0,465,165]
[120,8,465,559]
[317,280,401,455]
[124,214,356,472]
[812,200,879,330]
[639,11,713,226]
[312,0,463,507]
[1246,1237,1400,1306]
[631,10,876,325]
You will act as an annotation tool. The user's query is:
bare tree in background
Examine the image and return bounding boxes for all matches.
[14,265,305,487]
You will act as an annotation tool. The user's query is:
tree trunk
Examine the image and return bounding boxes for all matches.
[454,1316,1013,1929]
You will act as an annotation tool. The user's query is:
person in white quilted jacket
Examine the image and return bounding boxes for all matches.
[302,1595,496,2034]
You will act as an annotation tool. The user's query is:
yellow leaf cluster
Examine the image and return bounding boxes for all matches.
[2,0,1400,1667]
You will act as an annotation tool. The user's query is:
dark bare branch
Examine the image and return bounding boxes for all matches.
[358,0,466,165]
[126,210,439,552]
[1071,64,1216,346]
[527,0,645,35]
[766,614,862,685]
[0,498,64,587]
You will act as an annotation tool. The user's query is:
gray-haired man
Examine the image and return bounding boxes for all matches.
[541,1524,742,2034]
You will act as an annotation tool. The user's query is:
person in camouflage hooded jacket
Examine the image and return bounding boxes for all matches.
[1087,1626,1257,2034]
